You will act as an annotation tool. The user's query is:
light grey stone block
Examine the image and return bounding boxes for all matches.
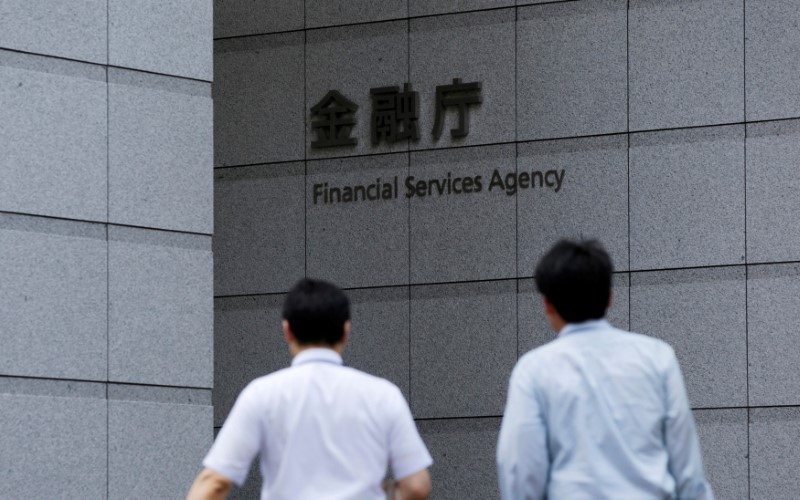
[0,376,105,399]
[307,154,409,288]
[0,50,106,221]
[109,69,213,234]
[306,0,406,28]
[518,274,630,356]
[0,392,106,499]
[109,0,212,81]
[214,0,303,38]
[746,120,800,263]
[108,383,212,406]
[410,9,515,149]
[517,135,629,275]
[630,126,745,270]
[346,287,410,398]
[0,0,106,63]
[748,263,800,406]
[215,33,305,166]
[750,406,800,500]
[746,0,800,121]
[410,145,515,283]
[629,0,744,130]
[109,399,212,499]
[215,163,305,296]
[109,226,213,388]
[694,409,748,500]
[630,267,747,408]
[410,281,516,418]
[517,1,627,140]
[214,295,290,426]
[410,0,513,16]
[0,214,106,380]
[417,418,501,500]
[307,22,408,159]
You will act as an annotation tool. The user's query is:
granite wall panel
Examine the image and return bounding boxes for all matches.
[410,280,516,418]
[109,0,212,81]
[0,50,106,222]
[517,0,627,140]
[109,68,213,234]
[409,145,516,283]
[109,227,213,388]
[694,409,749,500]
[750,407,800,500]
[214,32,305,166]
[409,9,515,149]
[630,125,745,270]
[630,267,747,408]
[409,0,513,17]
[214,162,306,296]
[306,0,407,29]
[629,0,744,130]
[0,214,107,380]
[214,0,304,38]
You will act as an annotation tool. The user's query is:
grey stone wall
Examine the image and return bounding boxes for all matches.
[0,1,213,498]
[214,1,800,498]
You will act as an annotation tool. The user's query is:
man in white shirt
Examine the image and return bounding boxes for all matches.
[187,278,432,500]
[497,240,713,499]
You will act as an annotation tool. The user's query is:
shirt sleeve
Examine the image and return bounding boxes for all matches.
[202,383,263,486]
[662,348,715,500]
[497,360,549,500]
[386,386,433,480]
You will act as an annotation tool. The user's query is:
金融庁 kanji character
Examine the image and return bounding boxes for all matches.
[432,78,482,140]
[310,90,359,148]
[370,83,420,145]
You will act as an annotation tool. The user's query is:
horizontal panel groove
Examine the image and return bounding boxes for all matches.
[0,210,212,237]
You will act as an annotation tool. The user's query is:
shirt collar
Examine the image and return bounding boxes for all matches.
[291,348,344,367]
[558,319,611,338]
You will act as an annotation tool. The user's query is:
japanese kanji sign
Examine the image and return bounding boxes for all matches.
[309,78,482,149]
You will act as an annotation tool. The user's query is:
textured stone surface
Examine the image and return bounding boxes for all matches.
[214,295,290,426]
[306,154,409,288]
[409,145,515,283]
[108,384,212,406]
[0,215,106,380]
[0,0,106,63]
[630,267,747,408]
[748,263,800,406]
[214,0,303,38]
[629,0,744,130]
[517,0,627,140]
[417,417,501,500]
[306,0,406,28]
[517,135,629,275]
[346,287,410,398]
[410,0,513,16]
[109,0,212,80]
[410,280,516,418]
[694,409,749,500]
[109,399,212,498]
[109,227,213,388]
[109,69,213,234]
[306,22,408,159]
[0,50,106,221]
[518,274,630,356]
[0,392,106,499]
[410,9,515,149]
[750,406,800,500]
[215,32,305,166]
[630,125,745,270]
[746,0,800,121]
[215,162,305,296]
[746,120,800,263]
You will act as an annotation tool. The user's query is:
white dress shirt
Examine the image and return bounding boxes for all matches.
[497,320,713,500]
[204,348,432,500]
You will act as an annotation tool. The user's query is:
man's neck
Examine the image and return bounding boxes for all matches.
[290,342,344,358]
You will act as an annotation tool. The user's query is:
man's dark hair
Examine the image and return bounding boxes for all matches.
[282,278,351,345]
[534,239,613,323]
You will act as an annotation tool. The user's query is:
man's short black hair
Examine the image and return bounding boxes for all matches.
[534,239,613,323]
[282,278,351,345]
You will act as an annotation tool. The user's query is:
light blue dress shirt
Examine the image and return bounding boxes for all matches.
[497,320,713,500]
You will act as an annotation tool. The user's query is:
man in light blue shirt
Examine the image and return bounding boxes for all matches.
[497,240,713,499]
